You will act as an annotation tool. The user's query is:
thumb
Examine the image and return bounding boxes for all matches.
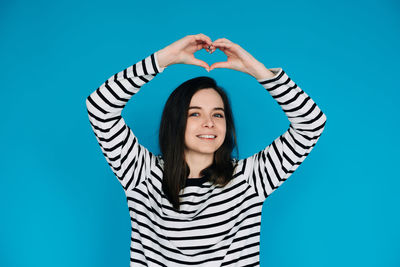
[190,58,210,72]
[209,61,230,71]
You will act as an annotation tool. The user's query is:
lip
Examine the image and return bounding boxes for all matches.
[196,134,217,137]
[197,135,217,140]
[197,137,216,141]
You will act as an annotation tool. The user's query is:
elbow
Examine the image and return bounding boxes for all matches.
[85,96,90,109]
[319,112,327,133]
[322,112,327,125]
[86,94,93,111]
[85,95,94,117]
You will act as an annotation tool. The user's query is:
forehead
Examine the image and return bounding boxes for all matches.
[189,88,224,107]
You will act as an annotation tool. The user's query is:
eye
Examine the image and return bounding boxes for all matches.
[189,112,224,118]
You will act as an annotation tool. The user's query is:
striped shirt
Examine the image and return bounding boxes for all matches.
[86,51,327,266]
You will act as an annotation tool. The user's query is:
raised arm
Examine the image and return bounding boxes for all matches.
[85,52,165,191]
[247,68,326,200]
[86,34,215,192]
[210,38,327,200]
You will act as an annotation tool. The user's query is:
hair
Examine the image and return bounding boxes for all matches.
[158,76,239,211]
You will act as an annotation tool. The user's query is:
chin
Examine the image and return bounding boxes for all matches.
[197,149,218,154]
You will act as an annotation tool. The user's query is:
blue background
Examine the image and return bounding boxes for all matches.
[1,0,399,266]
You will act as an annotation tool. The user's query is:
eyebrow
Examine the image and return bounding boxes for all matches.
[188,106,225,112]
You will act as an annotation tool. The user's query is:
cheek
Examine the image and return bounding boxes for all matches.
[185,122,195,134]
[219,121,227,133]
[184,124,197,141]
[218,123,227,139]
[221,125,227,141]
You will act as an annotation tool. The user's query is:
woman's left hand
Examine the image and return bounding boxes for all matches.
[209,38,275,80]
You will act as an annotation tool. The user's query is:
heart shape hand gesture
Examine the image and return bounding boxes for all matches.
[156,34,273,80]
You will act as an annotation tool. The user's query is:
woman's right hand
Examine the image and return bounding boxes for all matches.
[156,34,214,72]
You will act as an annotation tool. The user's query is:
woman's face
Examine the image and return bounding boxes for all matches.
[184,88,226,158]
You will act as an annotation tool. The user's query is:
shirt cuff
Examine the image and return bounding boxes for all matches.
[256,68,283,83]
[154,51,166,73]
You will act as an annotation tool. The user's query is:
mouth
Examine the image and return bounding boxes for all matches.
[196,135,217,140]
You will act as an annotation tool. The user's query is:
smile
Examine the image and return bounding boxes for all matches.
[197,135,216,139]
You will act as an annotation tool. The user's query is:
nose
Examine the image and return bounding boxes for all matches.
[202,115,215,128]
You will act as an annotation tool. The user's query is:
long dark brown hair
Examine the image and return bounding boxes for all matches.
[158,76,239,211]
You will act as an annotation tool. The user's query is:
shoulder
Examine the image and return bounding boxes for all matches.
[156,154,164,166]
[231,158,240,169]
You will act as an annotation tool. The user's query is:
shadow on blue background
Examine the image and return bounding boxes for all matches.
[1,0,399,266]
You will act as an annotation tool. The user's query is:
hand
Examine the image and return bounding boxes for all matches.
[209,38,275,79]
[156,34,214,71]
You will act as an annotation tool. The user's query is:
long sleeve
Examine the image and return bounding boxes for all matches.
[241,67,327,201]
[85,52,165,192]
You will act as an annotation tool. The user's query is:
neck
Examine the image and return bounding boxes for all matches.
[184,151,214,178]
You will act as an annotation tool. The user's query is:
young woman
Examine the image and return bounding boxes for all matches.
[86,33,327,267]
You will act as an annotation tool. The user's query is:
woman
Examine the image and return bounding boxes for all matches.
[86,33,327,267]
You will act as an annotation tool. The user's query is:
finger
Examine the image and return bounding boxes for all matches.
[212,42,234,48]
[212,40,235,53]
[212,38,233,45]
[195,41,212,53]
[194,38,213,53]
[193,33,213,47]
[201,43,214,53]
[195,42,205,51]
[197,33,213,46]
[212,42,234,52]
[201,43,213,53]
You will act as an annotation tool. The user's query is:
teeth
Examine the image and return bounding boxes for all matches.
[198,135,216,138]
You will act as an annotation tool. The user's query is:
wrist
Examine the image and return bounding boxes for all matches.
[250,64,276,80]
[156,48,174,69]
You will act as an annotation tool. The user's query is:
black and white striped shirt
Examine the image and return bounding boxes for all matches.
[86,51,327,266]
